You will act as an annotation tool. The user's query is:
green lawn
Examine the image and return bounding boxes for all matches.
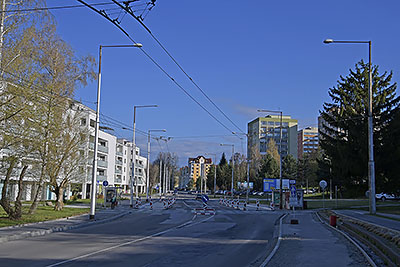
[305,199,369,209]
[305,199,400,210]
[64,198,103,205]
[0,205,90,228]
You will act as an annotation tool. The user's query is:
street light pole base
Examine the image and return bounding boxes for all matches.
[130,204,133,208]
[89,214,95,220]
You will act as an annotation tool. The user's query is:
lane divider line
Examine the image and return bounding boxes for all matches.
[260,213,288,267]
[46,214,213,267]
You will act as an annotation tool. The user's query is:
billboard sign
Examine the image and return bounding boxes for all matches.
[263,179,296,192]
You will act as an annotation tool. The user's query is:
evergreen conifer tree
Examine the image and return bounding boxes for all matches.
[320,60,399,196]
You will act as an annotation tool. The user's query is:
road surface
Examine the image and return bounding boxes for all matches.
[0,197,281,267]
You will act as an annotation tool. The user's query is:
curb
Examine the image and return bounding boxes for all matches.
[0,210,131,244]
[258,212,288,267]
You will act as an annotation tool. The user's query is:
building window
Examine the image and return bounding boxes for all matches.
[90,119,95,127]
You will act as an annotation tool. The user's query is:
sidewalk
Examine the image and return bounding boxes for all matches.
[266,211,368,266]
[0,206,131,243]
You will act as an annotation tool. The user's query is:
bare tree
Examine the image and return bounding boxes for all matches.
[45,104,88,210]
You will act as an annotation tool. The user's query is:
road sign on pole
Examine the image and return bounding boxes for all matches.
[319,180,327,190]
[290,185,296,197]
[320,180,327,209]
[103,181,108,187]
[201,194,209,203]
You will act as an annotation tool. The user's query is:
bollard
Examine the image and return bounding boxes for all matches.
[256,200,260,211]
[243,202,247,211]
[150,201,153,210]
[329,215,337,227]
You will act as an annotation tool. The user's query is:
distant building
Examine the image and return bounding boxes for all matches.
[297,127,319,159]
[179,166,190,189]
[247,115,298,159]
[188,156,212,187]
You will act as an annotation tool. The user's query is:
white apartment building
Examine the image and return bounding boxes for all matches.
[77,103,148,199]
[0,101,148,201]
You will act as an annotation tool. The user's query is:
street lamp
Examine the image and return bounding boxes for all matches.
[258,109,283,209]
[158,136,172,195]
[220,143,235,199]
[323,38,376,215]
[232,132,251,204]
[205,153,217,198]
[130,105,157,208]
[146,129,166,201]
[90,43,142,220]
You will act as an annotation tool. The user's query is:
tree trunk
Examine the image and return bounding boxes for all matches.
[12,165,28,220]
[54,186,64,211]
[0,157,16,217]
[29,168,45,214]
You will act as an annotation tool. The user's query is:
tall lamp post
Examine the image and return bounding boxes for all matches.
[323,39,376,215]
[232,132,251,204]
[129,105,157,208]
[220,144,235,199]
[89,43,142,220]
[258,109,283,209]
[206,153,217,198]
[146,129,166,201]
[159,136,171,195]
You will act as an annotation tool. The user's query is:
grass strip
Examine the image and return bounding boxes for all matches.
[0,205,89,228]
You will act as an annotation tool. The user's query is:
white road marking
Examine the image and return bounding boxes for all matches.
[46,214,213,267]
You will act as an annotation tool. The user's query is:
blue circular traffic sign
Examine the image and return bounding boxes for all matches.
[103,181,109,187]
[201,194,209,203]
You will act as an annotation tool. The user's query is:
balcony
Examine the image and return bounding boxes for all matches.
[115,169,122,174]
[87,159,108,168]
[115,159,123,165]
[88,142,108,153]
[96,175,107,182]
[98,144,108,153]
[97,160,108,168]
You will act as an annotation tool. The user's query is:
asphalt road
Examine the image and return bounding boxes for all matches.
[0,198,282,267]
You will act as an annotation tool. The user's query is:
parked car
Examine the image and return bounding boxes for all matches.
[375,192,399,201]
[224,190,232,196]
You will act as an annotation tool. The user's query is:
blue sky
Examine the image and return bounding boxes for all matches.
[48,0,400,166]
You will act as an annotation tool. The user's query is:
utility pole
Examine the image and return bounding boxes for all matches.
[146,129,166,201]
[220,144,235,199]
[258,109,283,209]
[90,43,142,219]
[163,162,166,195]
[159,160,162,196]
